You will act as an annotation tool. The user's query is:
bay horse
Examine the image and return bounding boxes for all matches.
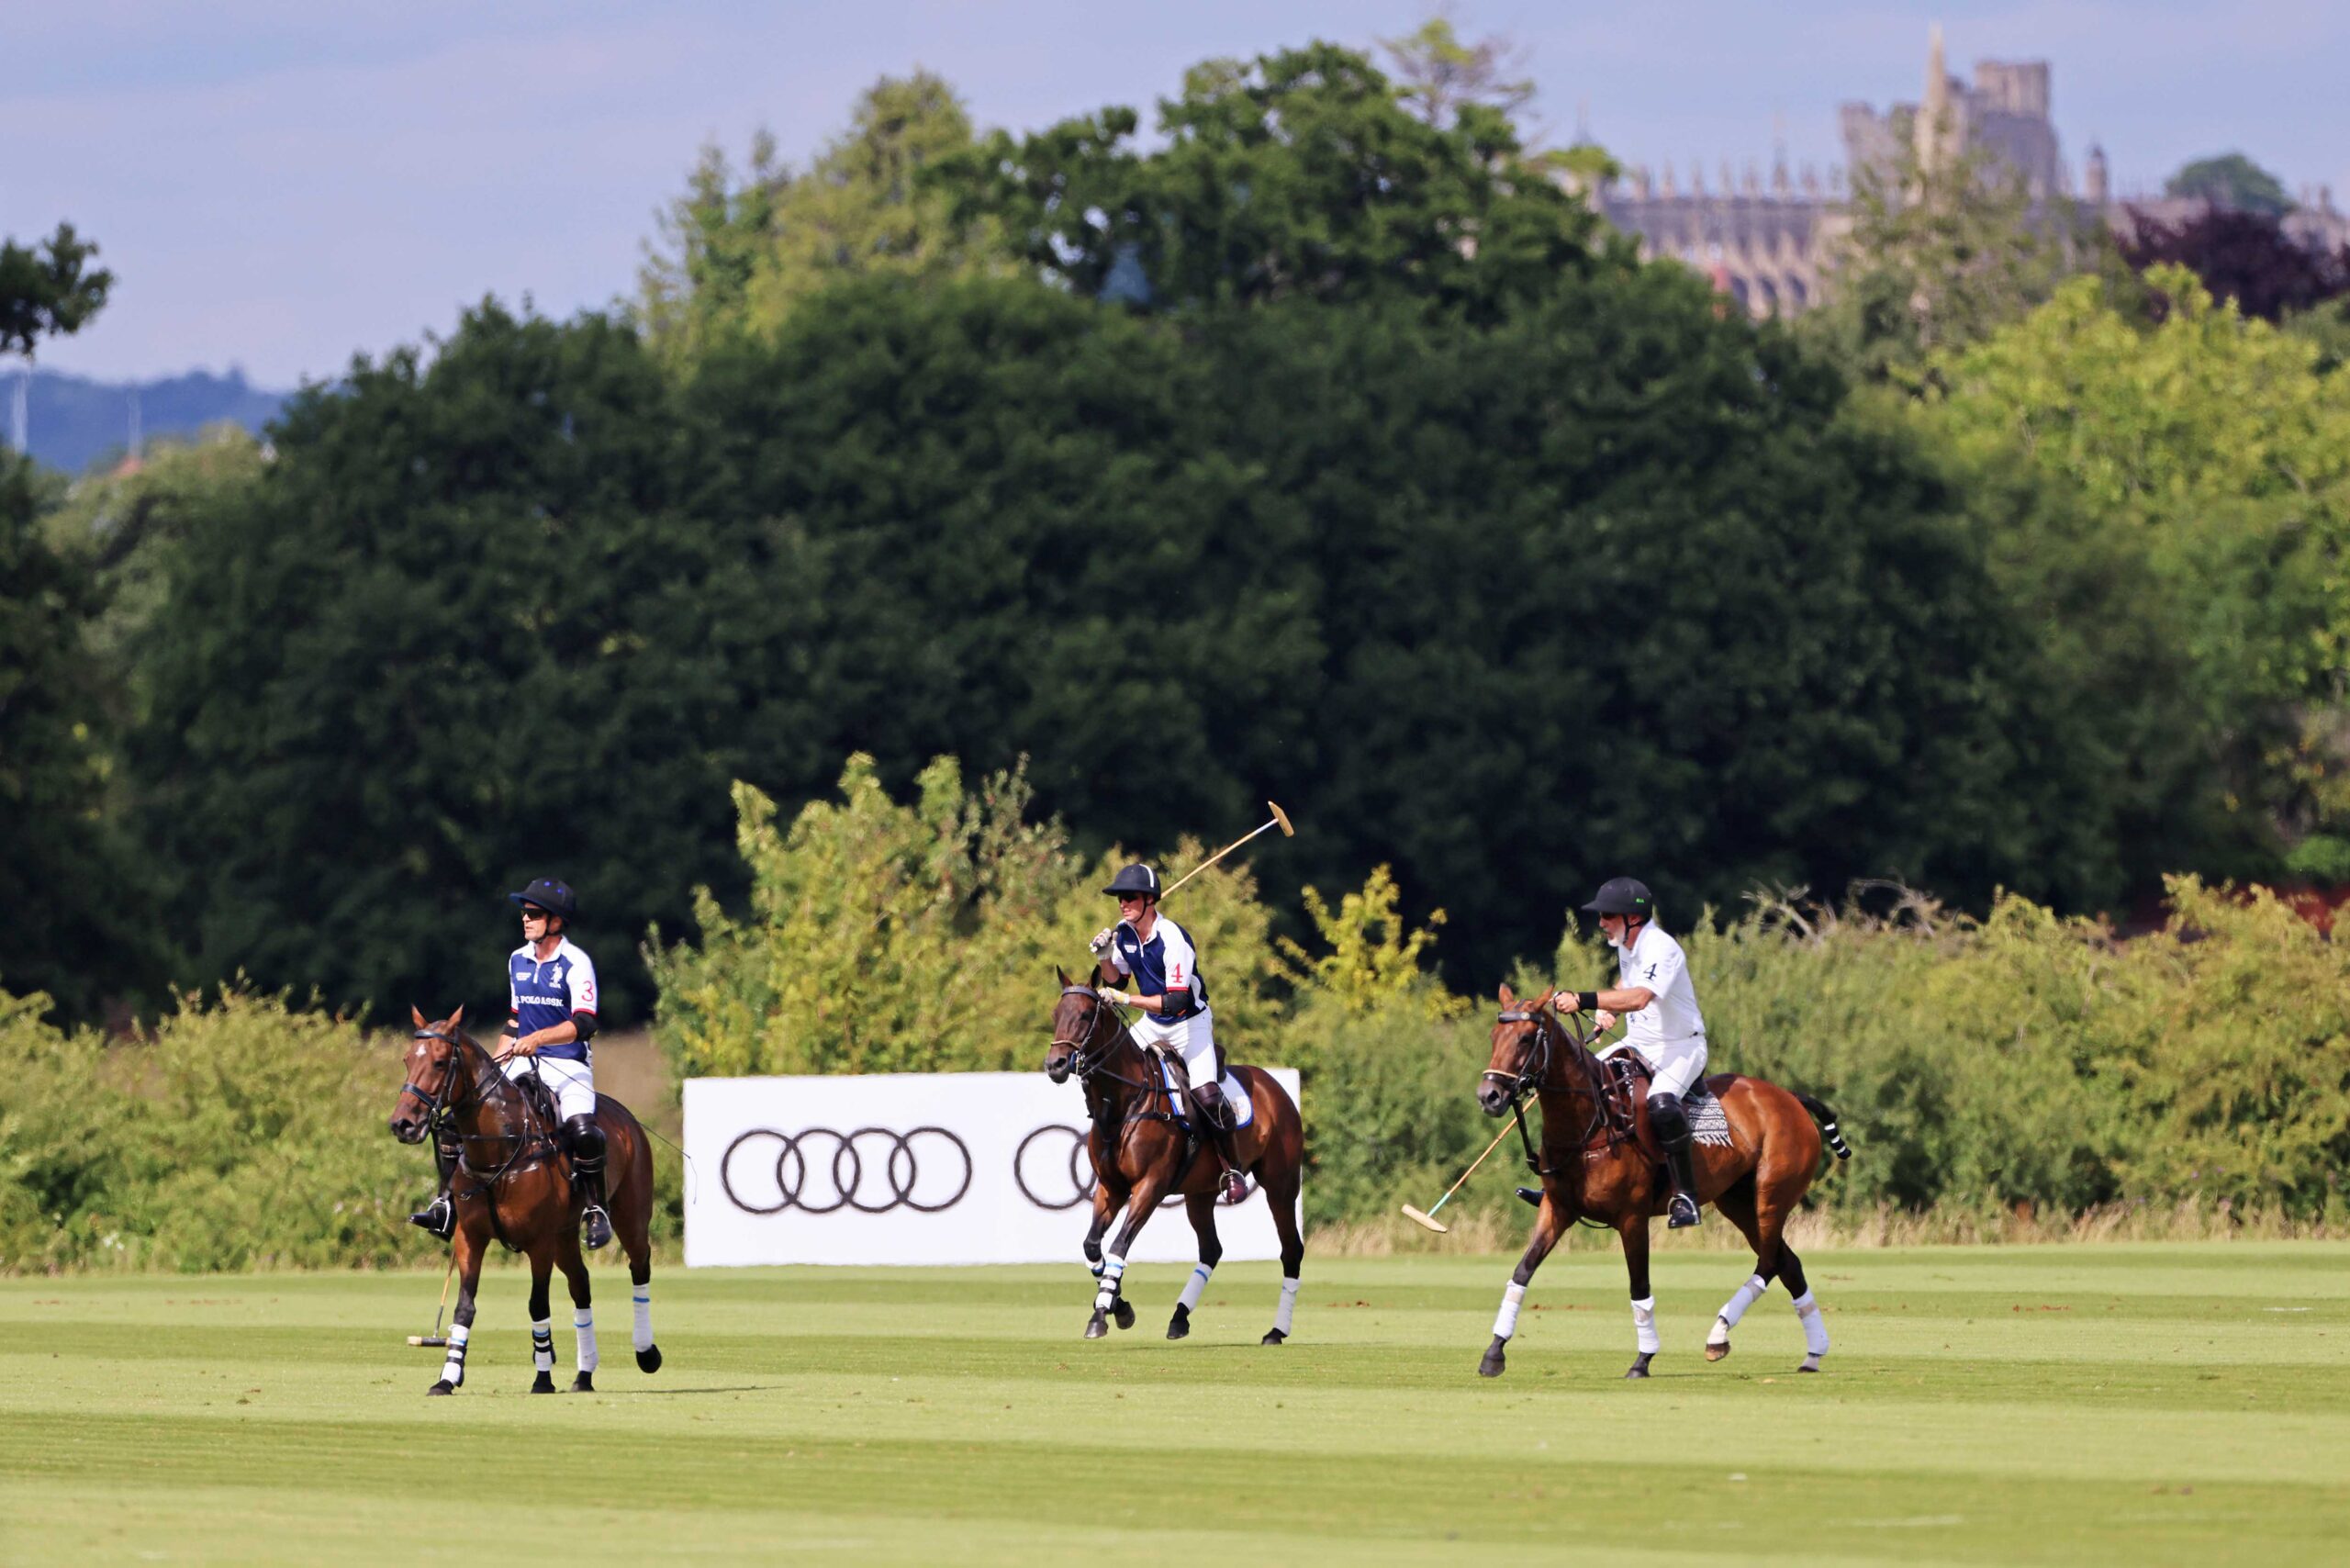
[1472,985,1852,1380]
[1045,970,1308,1343]
[387,1005,664,1395]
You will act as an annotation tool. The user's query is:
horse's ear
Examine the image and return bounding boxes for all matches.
[450,1004,465,1027]
[1534,988,1556,1010]
[410,1004,427,1027]
[1056,964,1071,989]
[1497,982,1516,1006]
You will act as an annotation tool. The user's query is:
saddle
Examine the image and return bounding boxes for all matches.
[1600,1053,1735,1167]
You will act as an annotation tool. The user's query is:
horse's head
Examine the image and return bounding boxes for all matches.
[388,1004,468,1143]
[1478,983,1558,1115]
[1046,967,1112,1084]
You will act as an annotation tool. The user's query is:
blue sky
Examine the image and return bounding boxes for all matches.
[6,1,2344,386]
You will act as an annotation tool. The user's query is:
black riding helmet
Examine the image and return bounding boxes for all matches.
[1580,877,1654,919]
[1102,863,1161,899]
[509,877,579,922]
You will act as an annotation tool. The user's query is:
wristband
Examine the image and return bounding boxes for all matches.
[1576,991,1600,1014]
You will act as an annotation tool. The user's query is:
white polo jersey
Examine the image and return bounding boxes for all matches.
[1614,921,1705,1062]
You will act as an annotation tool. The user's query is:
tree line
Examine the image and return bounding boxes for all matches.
[6,35,2347,1028]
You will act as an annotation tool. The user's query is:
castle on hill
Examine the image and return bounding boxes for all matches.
[1588,27,2347,318]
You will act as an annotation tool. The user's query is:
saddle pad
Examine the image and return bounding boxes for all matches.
[1152,1058,1257,1130]
[1684,1083,1734,1148]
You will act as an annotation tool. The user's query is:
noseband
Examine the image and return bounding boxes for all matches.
[1482,1009,1555,1102]
[1049,985,1121,1080]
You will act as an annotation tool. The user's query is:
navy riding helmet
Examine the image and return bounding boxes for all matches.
[1580,877,1653,919]
[509,877,579,922]
[1102,863,1161,899]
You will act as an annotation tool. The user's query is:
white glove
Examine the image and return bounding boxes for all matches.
[1090,926,1117,958]
[1100,989,1136,1008]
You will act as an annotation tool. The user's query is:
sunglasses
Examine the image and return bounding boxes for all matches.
[520,906,550,920]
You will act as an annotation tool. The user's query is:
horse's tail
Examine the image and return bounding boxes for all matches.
[1795,1092,1853,1162]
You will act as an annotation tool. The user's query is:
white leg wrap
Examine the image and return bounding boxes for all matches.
[441,1322,470,1386]
[1092,1253,1127,1313]
[1718,1273,1768,1330]
[1274,1275,1300,1336]
[532,1316,554,1373]
[1794,1291,1830,1356]
[1631,1294,1661,1355]
[574,1306,599,1372]
[1178,1263,1214,1314]
[632,1287,654,1353]
[1493,1281,1528,1341]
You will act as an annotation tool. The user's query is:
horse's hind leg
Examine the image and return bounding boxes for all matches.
[527,1247,559,1393]
[1753,1152,1830,1372]
[556,1229,599,1393]
[1168,1194,1224,1340]
[1704,1175,1771,1364]
[617,1125,661,1373]
[1260,1158,1304,1347]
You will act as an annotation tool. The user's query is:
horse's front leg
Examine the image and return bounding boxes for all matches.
[1619,1215,1659,1380]
[556,1226,598,1393]
[1479,1190,1568,1378]
[1080,1171,1136,1333]
[527,1248,558,1394]
[1087,1169,1168,1341]
[428,1223,486,1395]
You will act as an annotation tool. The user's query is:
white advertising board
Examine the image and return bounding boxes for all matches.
[682,1070,1301,1268]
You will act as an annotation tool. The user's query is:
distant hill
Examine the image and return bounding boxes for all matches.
[6,367,294,476]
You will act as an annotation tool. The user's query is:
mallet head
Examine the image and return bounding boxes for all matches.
[1269,801,1294,837]
[1400,1204,1449,1235]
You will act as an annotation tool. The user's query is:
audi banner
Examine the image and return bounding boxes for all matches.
[682,1070,1303,1267]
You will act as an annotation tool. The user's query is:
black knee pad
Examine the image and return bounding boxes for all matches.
[564,1114,606,1168]
[1646,1093,1690,1145]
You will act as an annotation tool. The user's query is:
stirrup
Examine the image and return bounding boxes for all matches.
[582,1204,612,1250]
[1515,1185,1543,1208]
[1667,1192,1702,1228]
[408,1193,453,1240]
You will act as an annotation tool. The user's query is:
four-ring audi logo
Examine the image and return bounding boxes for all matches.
[722,1126,973,1215]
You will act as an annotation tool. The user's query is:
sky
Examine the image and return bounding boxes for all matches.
[6,0,2345,386]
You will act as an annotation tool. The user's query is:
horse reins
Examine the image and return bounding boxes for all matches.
[1485,1007,1618,1182]
[405,1026,559,1192]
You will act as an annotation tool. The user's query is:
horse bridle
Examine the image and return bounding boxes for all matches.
[1484,1005,1610,1166]
[403,1025,547,1172]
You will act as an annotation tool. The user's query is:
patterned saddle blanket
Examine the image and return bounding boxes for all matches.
[1603,1056,1736,1150]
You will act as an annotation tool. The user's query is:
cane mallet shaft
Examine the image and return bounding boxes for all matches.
[407,1253,454,1348]
[1158,801,1294,902]
[1401,1118,1522,1235]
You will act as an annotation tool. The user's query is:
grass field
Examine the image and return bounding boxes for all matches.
[4,1243,2346,1565]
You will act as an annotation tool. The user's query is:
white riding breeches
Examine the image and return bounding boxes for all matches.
[505,1053,596,1120]
[1131,1008,1218,1090]
[1607,1036,1708,1101]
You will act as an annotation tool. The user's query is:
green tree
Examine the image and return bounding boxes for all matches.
[1807,140,2077,384]
[2165,152,2293,217]
[636,72,1004,365]
[1377,12,1534,129]
[946,41,1616,319]
[128,302,819,1021]
[1918,267,2350,862]
[1,224,111,356]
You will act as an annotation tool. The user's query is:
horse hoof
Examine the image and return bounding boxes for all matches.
[1625,1353,1654,1381]
[1084,1313,1108,1340]
[1167,1306,1191,1340]
[571,1372,596,1394]
[636,1345,663,1374]
[1261,1328,1286,1347]
[1113,1299,1136,1331]
[1477,1341,1506,1378]
[1705,1341,1731,1362]
[426,1381,455,1397]
[531,1372,556,1394]
[1797,1355,1824,1374]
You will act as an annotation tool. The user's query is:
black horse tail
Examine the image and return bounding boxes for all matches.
[1796,1093,1853,1161]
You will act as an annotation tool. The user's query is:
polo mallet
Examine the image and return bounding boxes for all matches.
[1401,1118,1522,1235]
[407,1254,454,1348]
[1158,801,1295,902]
